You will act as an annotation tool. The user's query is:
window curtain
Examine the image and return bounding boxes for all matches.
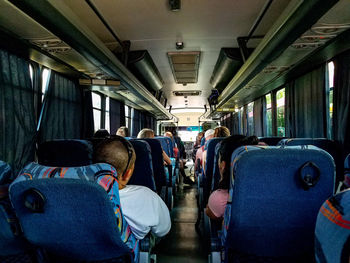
[285,65,326,138]
[83,90,94,138]
[253,97,264,137]
[131,108,141,137]
[110,98,123,135]
[39,71,83,142]
[333,51,350,156]
[243,105,248,135]
[0,49,37,173]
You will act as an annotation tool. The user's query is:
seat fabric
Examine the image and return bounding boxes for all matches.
[222,145,335,262]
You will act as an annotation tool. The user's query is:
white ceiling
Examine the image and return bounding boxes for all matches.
[62,0,291,109]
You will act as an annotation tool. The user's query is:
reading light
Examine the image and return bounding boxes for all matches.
[176,41,184,50]
[169,0,181,11]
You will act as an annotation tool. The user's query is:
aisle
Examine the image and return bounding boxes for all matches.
[154,168,207,262]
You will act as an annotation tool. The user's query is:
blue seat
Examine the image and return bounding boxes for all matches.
[37,139,93,167]
[315,189,350,263]
[203,138,224,205]
[278,138,342,188]
[211,142,222,192]
[258,136,287,146]
[0,160,13,185]
[9,162,140,262]
[200,137,205,147]
[213,145,335,262]
[344,154,350,188]
[128,139,156,192]
[139,138,172,210]
[0,161,33,259]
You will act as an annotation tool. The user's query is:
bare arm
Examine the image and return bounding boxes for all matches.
[162,151,172,165]
[205,205,222,221]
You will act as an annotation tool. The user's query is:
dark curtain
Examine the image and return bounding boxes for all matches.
[110,98,123,135]
[83,90,94,138]
[285,65,326,138]
[243,105,248,135]
[232,112,240,135]
[333,51,350,156]
[0,49,37,173]
[39,71,83,142]
[253,97,264,137]
[131,108,141,137]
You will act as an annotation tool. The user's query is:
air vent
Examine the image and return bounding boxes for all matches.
[167,51,201,84]
[30,38,71,54]
[173,90,201,96]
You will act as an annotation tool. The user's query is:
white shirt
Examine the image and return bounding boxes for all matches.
[119,185,171,240]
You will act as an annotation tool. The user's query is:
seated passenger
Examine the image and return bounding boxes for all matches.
[202,126,230,174]
[195,129,215,171]
[206,135,258,220]
[116,126,129,137]
[94,137,171,240]
[93,129,110,138]
[137,128,172,165]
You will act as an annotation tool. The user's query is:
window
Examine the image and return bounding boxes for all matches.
[29,64,34,88]
[276,88,285,136]
[327,61,334,139]
[265,93,273,136]
[92,92,102,132]
[105,97,110,133]
[239,107,244,134]
[125,105,131,129]
[42,68,51,101]
[247,102,254,135]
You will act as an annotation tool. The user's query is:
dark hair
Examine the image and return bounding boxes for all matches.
[218,135,259,189]
[93,129,110,138]
[93,136,136,177]
[116,126,129,137]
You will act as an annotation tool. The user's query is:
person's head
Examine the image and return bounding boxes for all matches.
[214,126,230,138]
[116,126,129,137]
[218,135,259,189]
[164,131,173,139]
[204,129,215,141]
[93,136,136,189]
[137,128,155,139]
[196,132,205,145]
[93,129,110,138]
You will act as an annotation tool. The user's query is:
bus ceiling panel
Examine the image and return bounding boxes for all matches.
[213,0,340,113]
[8,0,172,120]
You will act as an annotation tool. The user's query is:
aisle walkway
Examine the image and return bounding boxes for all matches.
[154,168,207,262]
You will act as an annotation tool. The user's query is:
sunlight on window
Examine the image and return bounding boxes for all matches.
[276,88,285,136]
[247,102,254,135]
[42,68,50,101]
[327,61,334,138]
[105,97,110,132]
[265,93,273,136]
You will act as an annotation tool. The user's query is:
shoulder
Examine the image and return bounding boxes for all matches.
[121,185,158,197]
[209,189,229,201]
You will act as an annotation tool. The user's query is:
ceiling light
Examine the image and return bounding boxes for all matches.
[176,41,184,50]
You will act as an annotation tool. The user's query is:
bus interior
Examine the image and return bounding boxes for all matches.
[1,0,350,262]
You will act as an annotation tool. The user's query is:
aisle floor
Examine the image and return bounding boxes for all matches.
[154,169,207,262]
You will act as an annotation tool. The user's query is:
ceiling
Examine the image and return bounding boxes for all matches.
[60,0,291,110]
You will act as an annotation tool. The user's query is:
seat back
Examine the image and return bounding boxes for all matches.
[9,163,134,262]
[223,145,335,261]
[203,138,224,203]
[0,160,12,185]
[258,136,287,146]
[278,138,342,187]
[37,139,93,167]
[344,154,350,188]
[128,139,156,191]
[156,137,170,157]
[200,136,205,147]
[163,137,174,158]
[139,138,166,193]
[315,189,350,263]
[211,142,222,192]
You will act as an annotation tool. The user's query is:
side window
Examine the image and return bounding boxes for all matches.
[92,92,102,132]
[42,68,51,101]
[125,105,131,129]
[327,61,334,139]
[276,88,285,136]
[239,107,244,134]
[105,97,110,133]
[265,93,273,136]
[247,102,254,135]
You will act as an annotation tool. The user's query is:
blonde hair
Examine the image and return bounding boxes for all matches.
[137,128,155,138]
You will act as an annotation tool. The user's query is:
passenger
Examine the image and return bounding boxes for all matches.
[94,137,171,240]
[195,129,215,170]
[93,129,110,138]
[206,135,259,220]
[193,131,204,163]
[165,131,194,185]
[116,126,129,137]
[137,128,172,165]
[202,126,231,173]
